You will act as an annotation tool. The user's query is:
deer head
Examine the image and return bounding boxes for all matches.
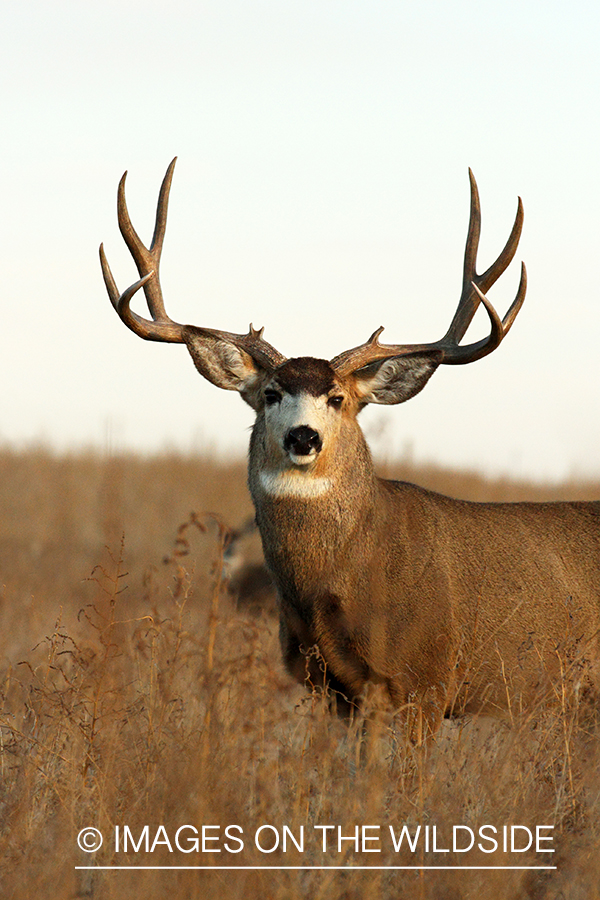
[100,159,525,483]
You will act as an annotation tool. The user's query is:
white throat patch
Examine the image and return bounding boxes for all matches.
[259,470,333,499]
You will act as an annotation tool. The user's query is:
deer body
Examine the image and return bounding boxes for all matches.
[100,160,600,732]
[247,358,600,724]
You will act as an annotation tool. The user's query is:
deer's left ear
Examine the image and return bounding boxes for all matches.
[351,353,441,406]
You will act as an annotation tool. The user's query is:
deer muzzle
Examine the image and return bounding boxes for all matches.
[283,425,323,461]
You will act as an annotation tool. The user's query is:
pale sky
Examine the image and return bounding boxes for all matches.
[1,0,599,481]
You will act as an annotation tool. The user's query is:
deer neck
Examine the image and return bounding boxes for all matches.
[247,418,378,589]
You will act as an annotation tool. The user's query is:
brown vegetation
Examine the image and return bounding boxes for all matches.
[1,447,599,899]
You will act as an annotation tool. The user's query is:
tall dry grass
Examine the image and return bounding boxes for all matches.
[1,447,599,899]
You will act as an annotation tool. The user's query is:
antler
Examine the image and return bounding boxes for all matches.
[330,170,526,376]
[99,159,286,371]
[100,158,185,342]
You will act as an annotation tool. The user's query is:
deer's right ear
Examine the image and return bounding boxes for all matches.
[183,328,267,410]
[351,353,441,406]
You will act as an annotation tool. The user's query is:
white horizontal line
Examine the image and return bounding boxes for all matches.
[75,865,557,871]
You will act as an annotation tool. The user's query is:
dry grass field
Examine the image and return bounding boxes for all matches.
[1,446,599,899]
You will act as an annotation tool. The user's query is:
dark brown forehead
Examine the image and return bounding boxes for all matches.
[273,357,337,397]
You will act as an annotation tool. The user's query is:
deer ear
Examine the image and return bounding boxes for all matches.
[183,328,267,409]
[352,354,440,406]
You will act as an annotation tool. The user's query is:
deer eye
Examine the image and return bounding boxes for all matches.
[264,389,282,406]
[327,395,344,410]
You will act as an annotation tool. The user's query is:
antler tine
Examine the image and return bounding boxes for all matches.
[117,158,177,324]
[461,168,482,302]
[331,171,526,375]
[150,156,176,262]
[501,261,528,332]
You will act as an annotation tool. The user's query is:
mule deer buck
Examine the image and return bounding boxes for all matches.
[100,160,600,736]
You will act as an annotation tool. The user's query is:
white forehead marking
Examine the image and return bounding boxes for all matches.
[259,470,333,498]
[266,391,330,433]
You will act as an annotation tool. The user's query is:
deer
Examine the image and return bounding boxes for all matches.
[100,159,600,737]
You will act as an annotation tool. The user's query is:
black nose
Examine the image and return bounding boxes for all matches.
[284,425,322,456]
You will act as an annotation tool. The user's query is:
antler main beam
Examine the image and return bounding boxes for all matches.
[330,170,526,375]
